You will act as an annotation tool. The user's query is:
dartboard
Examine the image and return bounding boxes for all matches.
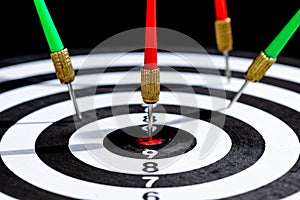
[1,46,300,200]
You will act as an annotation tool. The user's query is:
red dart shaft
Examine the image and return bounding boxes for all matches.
[214,0,228,20]
[141,0,160,104]
[144,0,157,70]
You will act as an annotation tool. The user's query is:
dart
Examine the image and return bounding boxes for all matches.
[141,0,160,139]
[214,0,233,82]
[228,9,300,109]
[33,0,82,119]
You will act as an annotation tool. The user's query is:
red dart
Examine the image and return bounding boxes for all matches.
[214,0,233,82]
[214,0,229,20]
[144,0,158,70]
[141,0,160,141]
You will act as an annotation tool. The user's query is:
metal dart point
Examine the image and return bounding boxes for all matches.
[67,83,82,120]
[227,80,249,109]
[147,104,153,138]
[223,50,231,82]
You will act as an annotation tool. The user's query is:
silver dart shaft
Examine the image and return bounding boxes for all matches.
[147,104,153,138]
[223,51,231,82]
[227,80,249,109]
[66,83,82,119]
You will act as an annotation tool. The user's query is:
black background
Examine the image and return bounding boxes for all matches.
[0,1,299,66]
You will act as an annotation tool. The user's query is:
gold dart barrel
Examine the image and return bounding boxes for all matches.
[141,68,160,104]
[215,18,233,52]
[245,51,276,82]
[50,48,75,84]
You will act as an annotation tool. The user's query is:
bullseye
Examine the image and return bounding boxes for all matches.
[137,137,163,146]
[103,124,197,159]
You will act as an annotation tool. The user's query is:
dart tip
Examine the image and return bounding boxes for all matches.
[66,83,82,120]
[223,51,231,83]
[75,110,83,120]
[227,80,249,109]
[226,101,234,109]
[147,104,153,138]
[226,73,231,83]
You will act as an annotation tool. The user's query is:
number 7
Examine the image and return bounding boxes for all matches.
[142,176,159,188]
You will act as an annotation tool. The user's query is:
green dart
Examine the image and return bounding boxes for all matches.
[228,9,300,109]
[33,0,82,119]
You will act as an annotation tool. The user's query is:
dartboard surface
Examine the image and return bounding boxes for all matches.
[0,51,300,200]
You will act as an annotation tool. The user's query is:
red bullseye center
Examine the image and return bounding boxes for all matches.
[137,137,163,146]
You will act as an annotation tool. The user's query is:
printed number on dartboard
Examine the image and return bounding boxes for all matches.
[143,192,160,200]
[143,162,159,173]
[141,113,160,199]
[141,162,160,198]
[143,115,157,123]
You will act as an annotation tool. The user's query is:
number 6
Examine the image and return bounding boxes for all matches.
[143,191,159,200]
